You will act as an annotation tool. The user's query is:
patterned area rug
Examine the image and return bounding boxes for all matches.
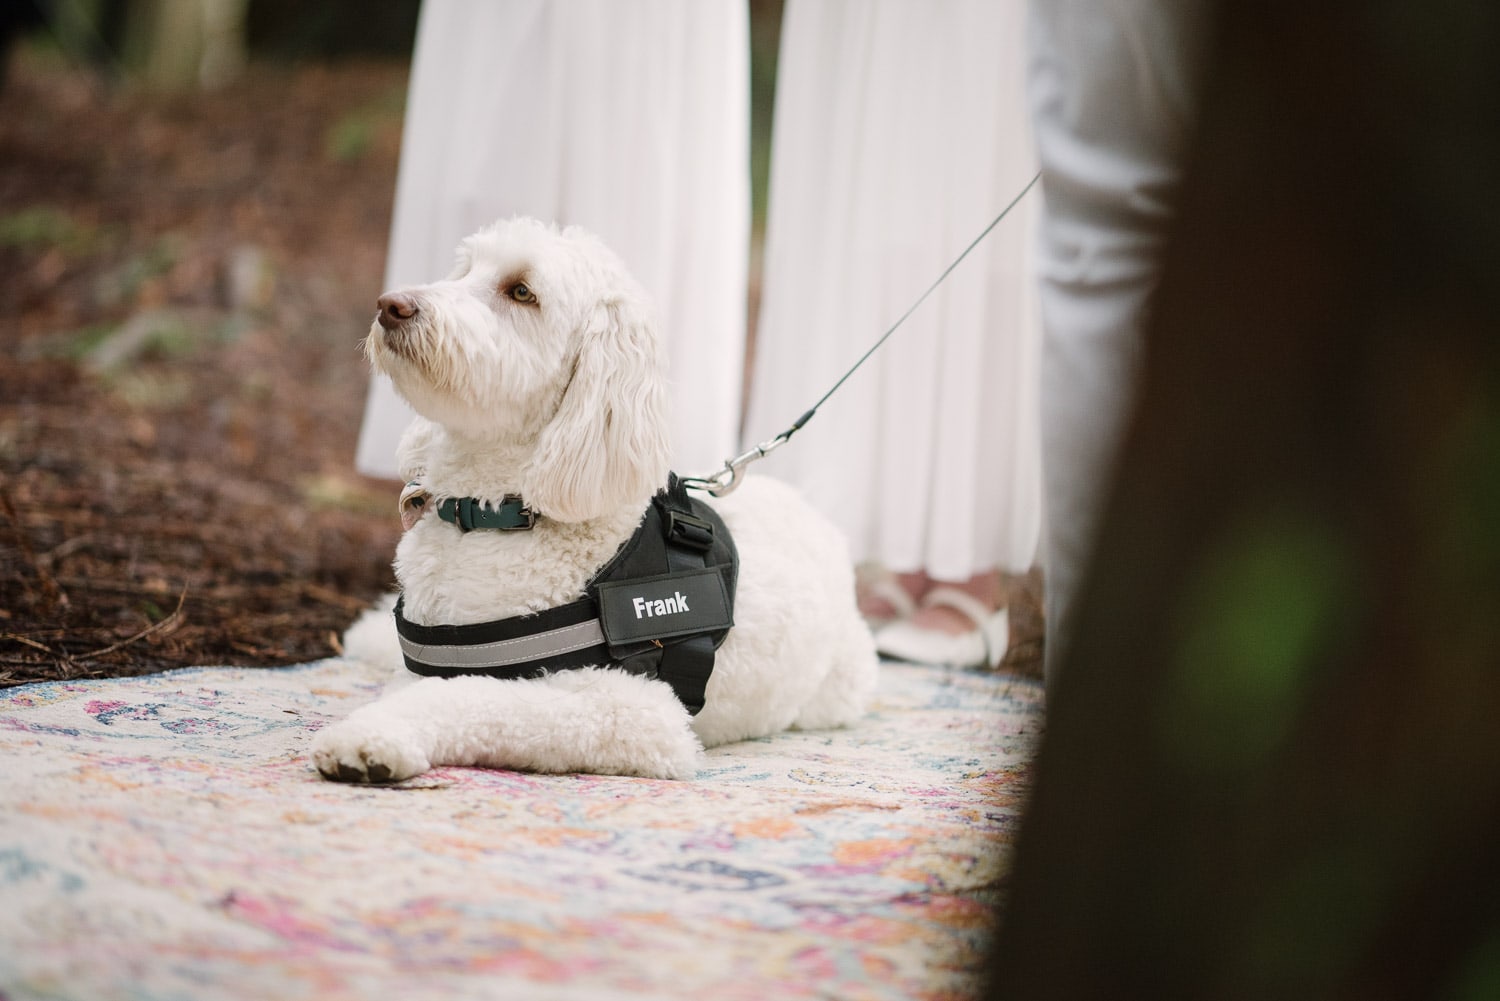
[0,657,1042,1001]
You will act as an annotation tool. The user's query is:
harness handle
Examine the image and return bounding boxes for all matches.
[684,172,1041,497]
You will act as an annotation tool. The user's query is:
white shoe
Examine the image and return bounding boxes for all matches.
[854,562,917,629]
[874,586,1009,669]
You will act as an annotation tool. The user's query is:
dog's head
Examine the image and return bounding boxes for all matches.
[367,217,671,522]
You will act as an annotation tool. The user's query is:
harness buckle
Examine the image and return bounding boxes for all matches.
[665,509,715,552]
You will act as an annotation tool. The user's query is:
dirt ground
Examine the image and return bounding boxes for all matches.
[0,47,1043,689]
[0,50,410,685]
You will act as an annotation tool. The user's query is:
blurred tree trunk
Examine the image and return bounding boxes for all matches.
[989,1,1500,998]
[122,0,247,90]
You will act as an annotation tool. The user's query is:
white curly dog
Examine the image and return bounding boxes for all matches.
[311,218,878,782]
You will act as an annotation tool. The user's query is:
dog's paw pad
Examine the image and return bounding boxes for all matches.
[363,761,395,783]
[329,761,367,784]
[311,720,429,784]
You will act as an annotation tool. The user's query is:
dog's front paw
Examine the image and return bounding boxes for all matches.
[311,717,430,784]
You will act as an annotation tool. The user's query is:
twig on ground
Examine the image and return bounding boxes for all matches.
[75,587,188,662]
[1,633,58,655]
[39,532,107,568]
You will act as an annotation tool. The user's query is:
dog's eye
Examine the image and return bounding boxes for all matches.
[508,283,538,305]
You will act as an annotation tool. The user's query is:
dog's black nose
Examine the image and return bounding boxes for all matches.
[377,292,419,330]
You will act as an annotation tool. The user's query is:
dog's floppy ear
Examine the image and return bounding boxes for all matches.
[523,294,671,522]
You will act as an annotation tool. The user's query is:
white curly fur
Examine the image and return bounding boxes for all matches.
[312,218,878,782]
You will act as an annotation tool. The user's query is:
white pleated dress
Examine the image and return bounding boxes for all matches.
[355,0,750,479]
[743,0,1042,581]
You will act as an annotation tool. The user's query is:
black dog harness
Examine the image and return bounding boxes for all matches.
[393,475,736,715]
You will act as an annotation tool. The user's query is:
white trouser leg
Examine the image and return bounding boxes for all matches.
[1028,0,1212,687]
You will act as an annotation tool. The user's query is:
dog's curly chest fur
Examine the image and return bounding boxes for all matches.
[394,505,644,626]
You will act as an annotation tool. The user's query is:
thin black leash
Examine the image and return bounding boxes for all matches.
[682,170,1042,496]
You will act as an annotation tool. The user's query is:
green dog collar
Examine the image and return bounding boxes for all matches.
[437,495,537,532]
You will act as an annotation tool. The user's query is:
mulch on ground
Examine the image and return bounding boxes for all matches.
[1,50,409,685]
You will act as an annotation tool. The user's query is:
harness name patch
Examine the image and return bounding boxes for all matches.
[633,592,689,619]
[597,567,732,646]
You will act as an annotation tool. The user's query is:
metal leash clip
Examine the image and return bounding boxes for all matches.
[681,432,793,497]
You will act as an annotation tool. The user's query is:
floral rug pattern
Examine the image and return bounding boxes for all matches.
[0,657,1042,1000]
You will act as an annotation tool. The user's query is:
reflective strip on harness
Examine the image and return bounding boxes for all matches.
[397,617,606,671]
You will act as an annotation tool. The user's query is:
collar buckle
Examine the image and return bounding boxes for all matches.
[501,497,538,531]
[441,494,538,532]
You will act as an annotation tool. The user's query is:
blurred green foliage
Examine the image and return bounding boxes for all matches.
[1451,928,1500,1001]
[1164,507,1358,775]
[323,82,406,164]
[0,205,106,257]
